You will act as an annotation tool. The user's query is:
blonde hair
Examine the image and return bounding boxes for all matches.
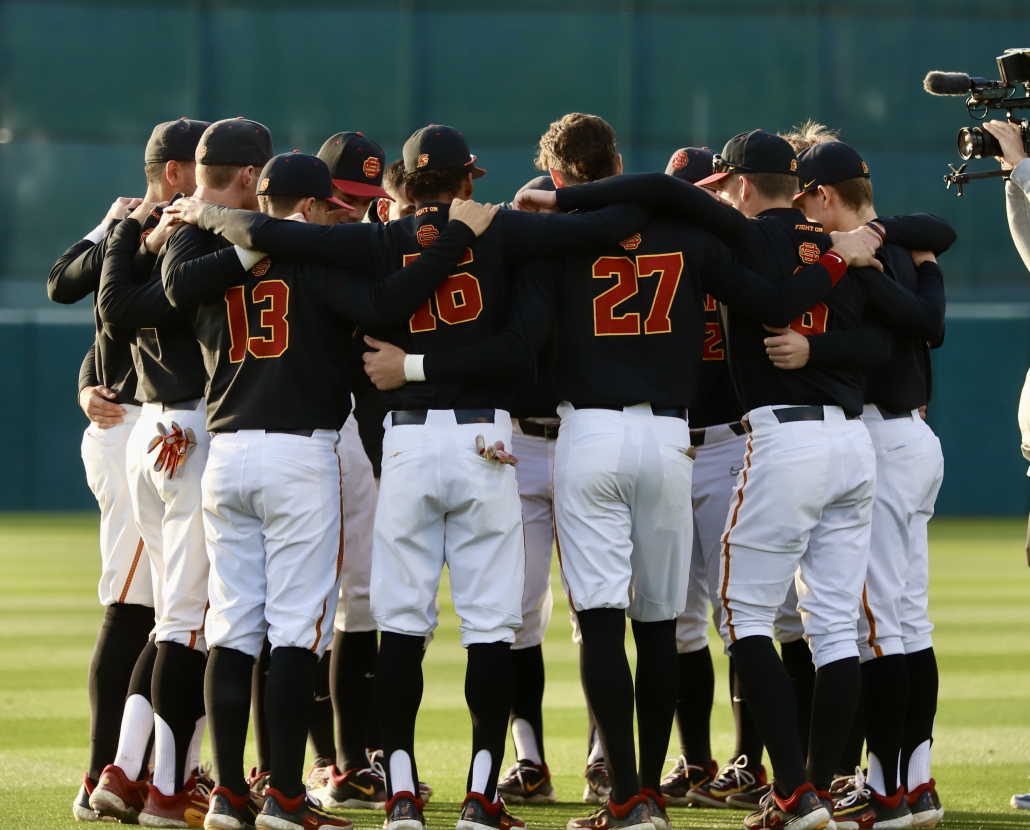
[778,120,841,154]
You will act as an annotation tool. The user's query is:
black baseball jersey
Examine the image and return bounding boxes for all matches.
[195,201,648,412]
[160,218,478,433]
[690,292,745,428]
[555,174,892,417]
[416,216,842,411]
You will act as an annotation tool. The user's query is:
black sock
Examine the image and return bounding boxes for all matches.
[375,633,424,798]
[580,643,600,761]
[510,645,546,764]
[730,657,765,768]
[267,647,318,800]
[728,636,806,796]
[465,642,513,801]
[838,693,865,775]
[151,641,207,793]
[632,620,678,793]
[252,638,272,774]
[578,608,637,804]
[901,648,938,790]
[780,639,816,755]
[675,647,714,764]
[121,638,160,780]
[205,646,254,798]
[807,657,861,792]
[88,605,155,781]
[308,648,335,768]
[330,629,378,770]
[862,656,908,794]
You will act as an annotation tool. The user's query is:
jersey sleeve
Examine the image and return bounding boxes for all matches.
[877,214,957,255]
[699,233,837,326]
[198,206,376,273]
[78,341,99,393]
[421,259,559,382]
[860,261,945,341]
[162,245,247,308]
[554,172,752,254]
[499,204,650,264]
[322,220,478,325]
[806,320,893,371]
[48,231,112,304]
[98,218,182,329]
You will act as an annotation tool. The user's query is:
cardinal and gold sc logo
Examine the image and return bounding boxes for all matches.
[259,178,270,193]
[798,242,821,264]
[671,151,689,170]
[417,225,439,247]
[862,162,869,174]
[790,159,798,172]
[417,154,429,168]
[619,233,642,251]
[251,257,272,276]
[363,157,381,178]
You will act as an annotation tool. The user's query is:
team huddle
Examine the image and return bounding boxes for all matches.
[52,111,952,830]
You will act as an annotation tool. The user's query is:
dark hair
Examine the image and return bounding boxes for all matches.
[535,113,619,185]
[382,159,406,200]
[741,172,800,203]
[258,194,330,218]
[403,166,471,203]
[197,164,245,190]
[827,177,874,212]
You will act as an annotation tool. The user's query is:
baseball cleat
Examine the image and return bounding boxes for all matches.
[255,788,352,830]
[833,778,912,830]
[205,787,260,830]
[247,769,271,800]
[831,769,865,801]
[1013,791,1030,811]
[742,784,830,830]
[687,755,767,809]
[455,792,525,830]
[366,749,432,805]
[316,764,387,810]
[583,760,612,805]
[497,760,557,804]
[305,766,331,792]
[817,793,838,830]
[566,794,655,830]
[383,791,426,830]
[727,784,773,812]
[906,781,944,827]
[641,789,670,830]
[90,763,150,823]
[660,755,718,805]
[139,777,210,828]
[74,773,101,822]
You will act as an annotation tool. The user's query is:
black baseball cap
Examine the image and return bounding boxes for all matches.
[403,125,486,179]
[695,130,798,188]
[317,132,392,201]
[665,147,716,184]
[794,141,870,201]
[256,152,352,210]
[196,117,273,167]
[145,118,210,164]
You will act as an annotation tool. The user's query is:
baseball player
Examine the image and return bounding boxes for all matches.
[163,151,494,830]
[375,159,417,223]
[93,118,272,827]
[367,119,881,830]
[790,141,950,829]
[184,122,651,830]
[58,118,208,824]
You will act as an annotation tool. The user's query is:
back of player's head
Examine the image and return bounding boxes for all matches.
[696,130,799,203]
[795,141,874,211]
[778,120,841,155]
[535,113,619,185]
[195,117,274,190]
[381,159,407,201]
[402,125,485,203]
[144,118,209,188]
[317,132,391,200]
[255,152,351,218]
[665,147,715,184]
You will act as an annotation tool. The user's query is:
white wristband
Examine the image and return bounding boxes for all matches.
[84,219,112,245]
[234,246,267,271]
[403,354,426,383]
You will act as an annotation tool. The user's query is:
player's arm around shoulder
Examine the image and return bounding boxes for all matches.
[161,224,250,309]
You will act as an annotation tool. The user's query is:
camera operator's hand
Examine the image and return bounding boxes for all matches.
[984,120,1028,169]
[910,250,937,267]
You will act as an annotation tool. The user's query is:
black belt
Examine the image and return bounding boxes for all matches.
[161,397,202,412]
[518,419,560,440]
[876,407,912,421]
[690,421,747,446]
[742,405,860,432]
[392,409,496,426]
[582,405,688,420]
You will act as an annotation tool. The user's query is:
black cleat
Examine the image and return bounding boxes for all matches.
[205,787,260,830]
[567,795,655,830]
[383,791,426,830]
[497,761,557,804]
[583,761,612,805]
[907,780,943,828]
[255,788,352,830]
[319,765,387,810]
[743,784,830,830]
[455,792,526,830]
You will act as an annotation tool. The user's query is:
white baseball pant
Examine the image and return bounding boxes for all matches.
[554,403,694,622]
[81,405,155,609]
[858,406,944,661]
[511,419,557,650]
[717,405,876,668]
[370,409,525,647]
[203,430,345,659]
[126,401,210,651]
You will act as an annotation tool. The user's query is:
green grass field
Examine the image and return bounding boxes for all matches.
[3,514,1030,830]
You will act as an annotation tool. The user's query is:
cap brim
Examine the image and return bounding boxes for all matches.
[693,171,731,188]
[470,166,487,179]
[327,195,355,210]
[332,178,393,200]
[792,190,809,202]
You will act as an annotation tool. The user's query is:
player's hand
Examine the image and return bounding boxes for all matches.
[362,336,409,390]
[910,250,937,267]
[918,405,927,420]
[129,200,168,226]
[829,229,883,272]
[79,385,126,428]
[105,197,143,222]
[449,199,500,237]
[984,120,1028,169]
[164,196,214,226]
[762,325,810,370]
[513,189,559,213]
[144,209,180,254]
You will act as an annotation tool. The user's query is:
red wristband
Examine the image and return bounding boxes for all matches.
[818,251,847,285]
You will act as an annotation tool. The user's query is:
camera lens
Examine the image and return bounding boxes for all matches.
[957,126,1002,160]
